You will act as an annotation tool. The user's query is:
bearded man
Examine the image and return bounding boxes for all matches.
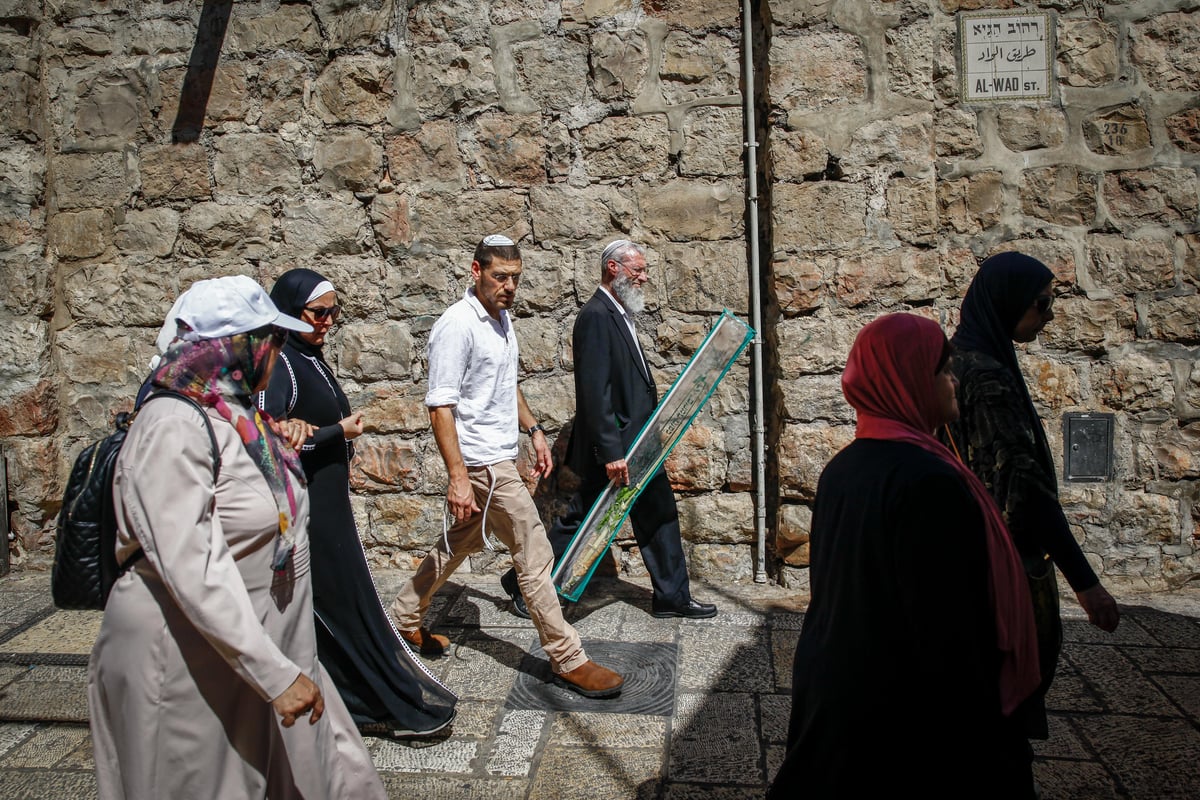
[500,240,717,620]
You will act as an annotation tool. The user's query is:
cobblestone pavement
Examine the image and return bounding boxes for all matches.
[1,569,1197,799]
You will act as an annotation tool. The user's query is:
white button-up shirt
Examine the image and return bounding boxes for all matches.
[424,287,519,466]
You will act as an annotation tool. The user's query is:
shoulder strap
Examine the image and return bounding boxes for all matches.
[141,390,223,481]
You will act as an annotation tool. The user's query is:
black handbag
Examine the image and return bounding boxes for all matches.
[51,391,221,610]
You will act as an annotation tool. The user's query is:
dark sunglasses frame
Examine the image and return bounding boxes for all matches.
[304,304,341,321]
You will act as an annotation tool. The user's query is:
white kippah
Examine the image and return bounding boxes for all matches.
[482,234,514,246]
[601,239,636,265]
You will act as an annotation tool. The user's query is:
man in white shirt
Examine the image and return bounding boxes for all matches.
[389,235,624,699]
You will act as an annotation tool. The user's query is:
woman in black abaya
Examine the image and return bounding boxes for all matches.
[259,268,456,738]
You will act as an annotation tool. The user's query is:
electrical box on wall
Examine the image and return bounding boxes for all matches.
[1063,413,1114,483]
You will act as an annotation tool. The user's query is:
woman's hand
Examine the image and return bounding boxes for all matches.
[1076,583,1120,632]
[272,672,325,728]
[340,412,365,440]
[272,418,314,450]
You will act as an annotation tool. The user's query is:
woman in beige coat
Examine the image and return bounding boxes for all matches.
[87,275,386,800]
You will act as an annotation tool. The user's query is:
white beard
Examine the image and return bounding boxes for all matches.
[612,273,646,315]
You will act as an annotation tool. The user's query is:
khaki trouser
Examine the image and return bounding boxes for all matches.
[390,460,587,674]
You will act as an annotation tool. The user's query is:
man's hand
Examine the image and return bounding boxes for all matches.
[530,431,552,478]
[605,458,629,486]
[447,472,480,522]
[340,411,365,440]
[272,672,324,728]
[1076,583,1120,632]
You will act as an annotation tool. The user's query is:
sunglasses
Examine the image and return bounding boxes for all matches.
[1033,295,1054,314]
[304,304,341,321]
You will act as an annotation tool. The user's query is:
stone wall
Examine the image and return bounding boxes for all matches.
[0,0,1196,590]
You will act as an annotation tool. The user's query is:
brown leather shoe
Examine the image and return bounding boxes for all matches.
[554,659,624,699]
[399,627,450,657]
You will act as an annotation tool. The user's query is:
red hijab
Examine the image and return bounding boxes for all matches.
[842,313,1039,716]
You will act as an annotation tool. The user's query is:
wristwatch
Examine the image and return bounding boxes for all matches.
[526,423,546,436]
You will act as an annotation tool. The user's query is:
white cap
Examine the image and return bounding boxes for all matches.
[173,275,312,341]
[482,234,514,246]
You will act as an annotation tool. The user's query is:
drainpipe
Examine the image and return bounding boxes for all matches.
[742,0,768,584]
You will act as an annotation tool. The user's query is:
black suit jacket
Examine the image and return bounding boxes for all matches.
[565,289,658,475]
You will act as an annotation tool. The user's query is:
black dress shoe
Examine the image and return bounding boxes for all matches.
[500,569,531,619]
[651,597,718,619]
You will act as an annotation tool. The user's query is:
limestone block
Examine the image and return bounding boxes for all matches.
[1092,353,1175,414]
[382,251,457,317]
[580,115,670,180]
[1102,168,1199,227]
[938,245,985,299]
[831,248,942,308]
[473,112,546,187]
[409,43,498,118]
[409,190,529,250]
[676,492,754,544]
[1020,166,1098,226]
[1135,420,1200,481]
[771,127,828,182]
[313,55,393,125]
[4,438,62,521]
[560,0,636,25]
[1130,12,1200,92]
[312,0,394,50]
[315,132,382,193]
[660,240,748,314]
[773,181,867,249]
[939,0,1017,10]
[406,0,488,44]
[770,0,834,27]
[0,316,48,380]
[281,197,370,257]
[775,502,812,567]
[1165,108,1200,154]
[529,184,636,243]
[886,21,934,101]
[180,202,272,260]
[1020,355,1082,410]
[771,30,866,113]
[370,192,414,256]
[115,207,179,258]
[997,106,1066,152]
[351,436,422,492]
[0,245,51,315]
[385,120,465,190]
[0,70,38,138]
[1083,105,1151,157]
[680,106,742,178]
[934,106,982,159]
[885,176,936,245]
[841,113,932,173]
[1185,234,1200,285]
[46,25,112,58]
[1112,491,1181,545]
[255,57,308,132]
[722,412,753,491]
[1057,18,1119,87]
[204,62,249,123]
[652,316,710,361]
[1183,361,1200,415]
[47,208,111,260]
[139,143,210,202]
[512,246,572,313]
[510,36,590,114]
[49,152,128,210]
[776,314,860,379]
[62,261,181,328]
[128,17,196,56]
[665,423,728,492]
[54,326,143,385]
[776,421,854,501]
[1086,234,1175,294]
[660,32,739,105]
[368,493,445,549]
[338,320,413,381]
[1038,297,1134,354]
[355,385,431,435]
[1141,295,1200,345]
[516,316,561,374]
[213,134,299,197]
[227,4,322,55]
[590,29,648,102]
[779,374,852,423]
[773,253,824,315]
[644,0,740,28]
[517,373,576,432]
[0,0,38,20]
[0,378,56,436]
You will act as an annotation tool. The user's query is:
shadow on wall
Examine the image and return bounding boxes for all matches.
[172,0,233,143]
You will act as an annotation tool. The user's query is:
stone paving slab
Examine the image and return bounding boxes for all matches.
[0,570,1195,799]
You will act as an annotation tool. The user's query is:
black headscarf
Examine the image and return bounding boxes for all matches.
[952,251,1056,469]
[269,268,330,357]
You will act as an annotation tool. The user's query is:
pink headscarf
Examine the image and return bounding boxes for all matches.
[842,313,1040,716]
